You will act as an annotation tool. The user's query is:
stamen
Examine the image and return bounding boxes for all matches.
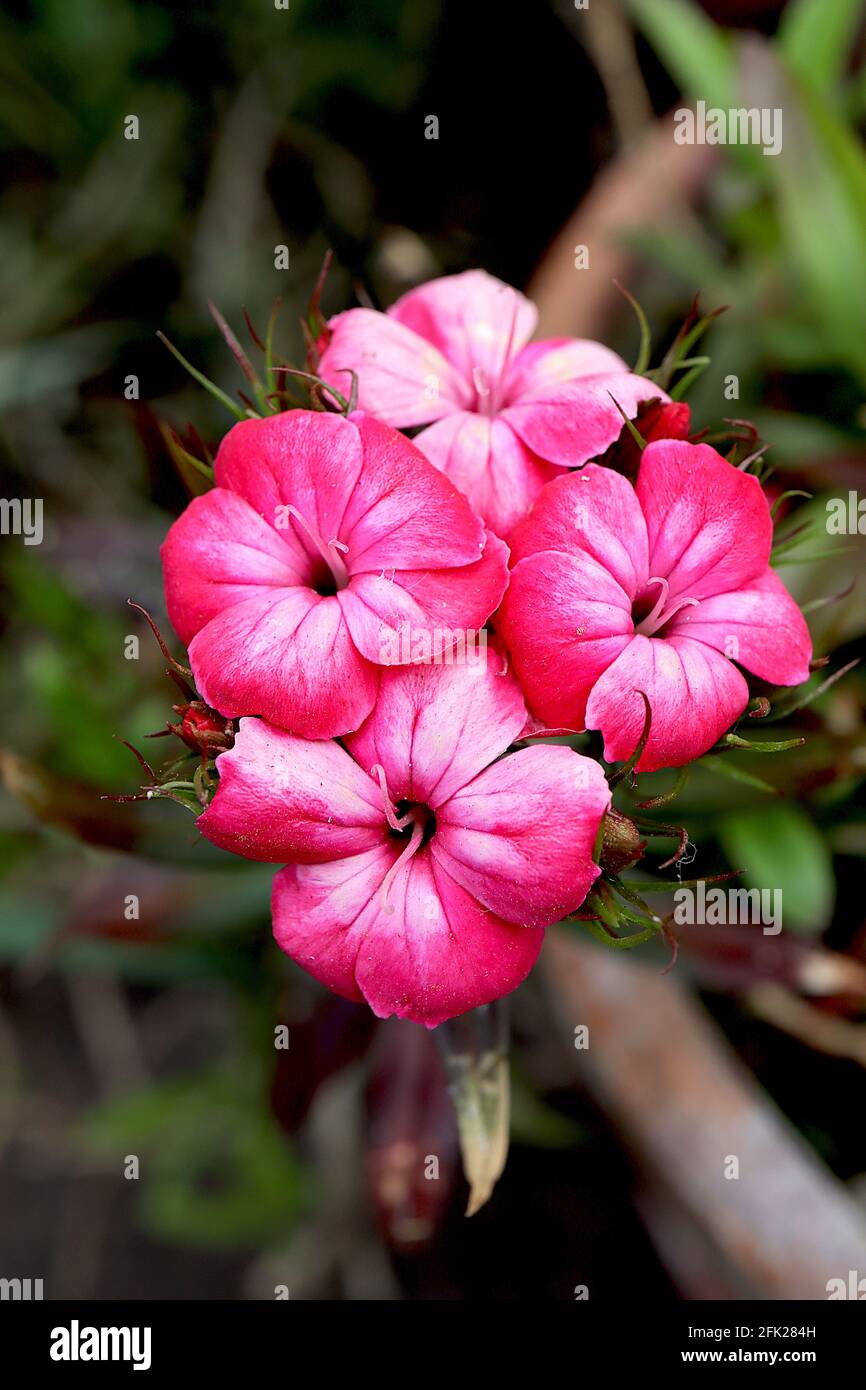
[635,577,669,635]
[371,763,413,831]
[656,595,700,630]
[472,365,490,403]
[636,577,699,637]
[380,815,424,914]
[285,505,349,591]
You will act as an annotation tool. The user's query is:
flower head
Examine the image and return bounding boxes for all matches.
[161,409,507,740]
[498,440,812,772]
[318,270,666,540]
[198,652,611,1026]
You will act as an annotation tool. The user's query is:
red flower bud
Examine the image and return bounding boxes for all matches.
[603,398,691,480]
[169,701,234,757]
[638,399,691,444]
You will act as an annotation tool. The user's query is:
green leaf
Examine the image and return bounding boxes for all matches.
[717,804,834,932]
[626,0,735,111]
[700,756,780,796]
[613,280,652,375]
[766,658,860,721]
[754,49,866,387]
[779,0,862,98]
[159,423,213,497]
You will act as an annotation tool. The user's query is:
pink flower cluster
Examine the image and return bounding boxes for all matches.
[161,271,812,1026]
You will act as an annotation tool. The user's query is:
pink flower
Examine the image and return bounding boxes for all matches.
[197,653,611,1027]
[498,440,813,773]
[318,270,666,541]
[161,409,508,740]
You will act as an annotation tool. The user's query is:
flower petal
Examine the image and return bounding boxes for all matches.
[318,309,470,426]
[345,646,526,808]
[161,488,310,647]
[498,550,633,730]
[340,413,489,573]
[434,746,609,927]
[667,567,812,685]
[502,371,664,467]
[635,440,773,600]
[163,413,367,652]
[198,717,386,863]
[508,464,649,598]
[190,588,379,738]
[214,410,364,564]
[272,846,544,1027]
[504,337,630,400]
[339,529,509,665]
[271,846,394,1006]
[388,270,537,398]
[585,633,750,772]
[413,412,557,541]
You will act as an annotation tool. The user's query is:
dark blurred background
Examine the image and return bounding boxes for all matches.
[1,0,866,1300]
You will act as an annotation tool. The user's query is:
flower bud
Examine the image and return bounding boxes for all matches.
[170,701,234,757]
[599,808,646,876]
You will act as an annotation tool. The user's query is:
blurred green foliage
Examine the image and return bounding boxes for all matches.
[0,0,439,1258]
[628,0,866,446]
[617,0,866,948]
[83,1063,307,1248]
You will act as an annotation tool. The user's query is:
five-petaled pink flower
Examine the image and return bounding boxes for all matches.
[197,652,611,1027]
[162,409,508,740]
[498,440,812,772]
[318,270,666,541]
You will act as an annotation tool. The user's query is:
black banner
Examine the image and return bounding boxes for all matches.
[2,1299,863,1375]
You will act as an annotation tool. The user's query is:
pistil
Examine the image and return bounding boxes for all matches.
[371,763,413,831]
[635,576,700,637]
[285,505,349,591]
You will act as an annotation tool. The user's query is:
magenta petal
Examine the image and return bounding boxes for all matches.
[635,440,773,600]
[318,308,470,426]
[272,847,545,1027]
[585,633,750,772]
[340,413,489,573]
[413,411,557,541]
[198,717,386,863]
[388,269,537,396]
[345,648,527,808]
[163,412,366,658]
[502,371,664,467]
[190,588,379,738]
[162,409,512,740]
[504,337,630,400]
[214,411,363,565]
[434,746,609,927]
[162,488,309,646]
[498,550,633,730]
[667,568,812,685]
[508,464,649,598]
[271,846,395,1007]
[339,529,509,665]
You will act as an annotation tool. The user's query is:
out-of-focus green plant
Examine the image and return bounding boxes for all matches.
[82,1062,307,1249]
[627,0,866,455]
[0,0,440,1270]
[597,0,866,943]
